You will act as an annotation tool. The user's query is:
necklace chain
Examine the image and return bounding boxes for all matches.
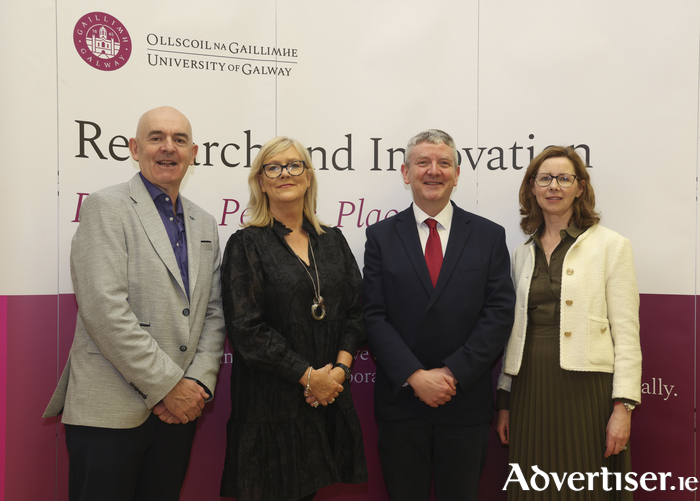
[295,242,326,320]
[543,236,561,255]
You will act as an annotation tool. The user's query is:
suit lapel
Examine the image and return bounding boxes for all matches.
[427,203,473,309]
[395,206,434,296]
[128,175,188,298]
[182,196,200,302]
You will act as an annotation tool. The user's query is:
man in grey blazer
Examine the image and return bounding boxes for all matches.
[44,106,226,500]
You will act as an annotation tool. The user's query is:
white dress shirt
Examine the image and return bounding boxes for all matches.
[411,202,453,257]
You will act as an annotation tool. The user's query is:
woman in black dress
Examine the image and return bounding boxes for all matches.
[219,136,368,501]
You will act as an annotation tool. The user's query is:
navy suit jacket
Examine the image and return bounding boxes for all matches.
[362,202,515,425]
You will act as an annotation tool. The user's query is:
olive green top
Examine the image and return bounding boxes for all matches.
[496,224,583,410]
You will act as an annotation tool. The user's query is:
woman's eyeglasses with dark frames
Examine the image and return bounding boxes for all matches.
[262,160,307,178]
[533,173,578,188]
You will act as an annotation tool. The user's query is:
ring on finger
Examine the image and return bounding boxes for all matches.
[312,401,319,408]
[621,445,627,451]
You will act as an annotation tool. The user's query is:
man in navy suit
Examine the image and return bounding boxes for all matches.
[362,129,515,501]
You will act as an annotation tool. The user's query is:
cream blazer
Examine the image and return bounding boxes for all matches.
[497,224,642,403]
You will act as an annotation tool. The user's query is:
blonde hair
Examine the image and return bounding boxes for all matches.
[245,136,324,234]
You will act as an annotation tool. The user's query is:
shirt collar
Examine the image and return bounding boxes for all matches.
[139,173,182,214]
[411,202,454,229]
[272,216,319,240]
[564,223,585,239]
[529,222,585,245]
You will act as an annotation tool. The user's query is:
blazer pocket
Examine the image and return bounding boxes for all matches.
[86,336,102,354]
[587,316,614,366]
[201,240,213,251]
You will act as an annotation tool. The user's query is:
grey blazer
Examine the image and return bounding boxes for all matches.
[43,174,226,429]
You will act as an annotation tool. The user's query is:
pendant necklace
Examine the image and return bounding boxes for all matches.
[295,242,326,320]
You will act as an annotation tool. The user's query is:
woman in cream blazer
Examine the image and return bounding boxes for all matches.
[501,223,641,399]
[496,146,642,500]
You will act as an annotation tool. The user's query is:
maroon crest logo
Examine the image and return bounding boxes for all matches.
[73,12,132,71]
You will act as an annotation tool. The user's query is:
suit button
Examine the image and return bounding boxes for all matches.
[601,327,608,333]
[567,268,574,275]
[566,300,573,306]
[180,345,187,352]
[564,331,572,337]
[182,308,190,316]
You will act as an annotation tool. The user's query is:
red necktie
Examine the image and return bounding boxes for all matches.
[424,218,443,287]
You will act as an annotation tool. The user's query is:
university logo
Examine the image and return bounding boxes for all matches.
[73,12,132,71]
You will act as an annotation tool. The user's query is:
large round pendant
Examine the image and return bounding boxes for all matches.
[311,296,326,320]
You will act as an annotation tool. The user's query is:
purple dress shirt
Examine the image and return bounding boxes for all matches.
[139,173,189,299]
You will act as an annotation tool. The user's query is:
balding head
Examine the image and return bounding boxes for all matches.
[135,106,193,142]
[129,106,198,199]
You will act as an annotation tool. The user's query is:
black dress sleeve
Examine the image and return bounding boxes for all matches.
[221,229,310,384]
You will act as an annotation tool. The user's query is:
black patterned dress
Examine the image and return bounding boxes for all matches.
[219,218,368,501]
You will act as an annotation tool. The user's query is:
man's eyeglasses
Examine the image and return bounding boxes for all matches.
[533,173,578,188]
[262,160,307,179]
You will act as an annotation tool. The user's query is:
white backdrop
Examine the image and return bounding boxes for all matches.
[1,0,699,500]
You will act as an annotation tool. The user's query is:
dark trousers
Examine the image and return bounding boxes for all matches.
[378,418,489,501]
[65,413,198,501]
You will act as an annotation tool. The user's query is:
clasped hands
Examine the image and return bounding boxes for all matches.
[152,378,208,424]
[303,364,344,408]
[407,367,457,408]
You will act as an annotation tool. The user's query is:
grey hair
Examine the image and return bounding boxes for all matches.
[405,129,459,167]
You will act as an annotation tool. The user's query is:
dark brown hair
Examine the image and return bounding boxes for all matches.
[519,146,600,235]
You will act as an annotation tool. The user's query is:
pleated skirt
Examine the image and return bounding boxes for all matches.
[508,325,632,501]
